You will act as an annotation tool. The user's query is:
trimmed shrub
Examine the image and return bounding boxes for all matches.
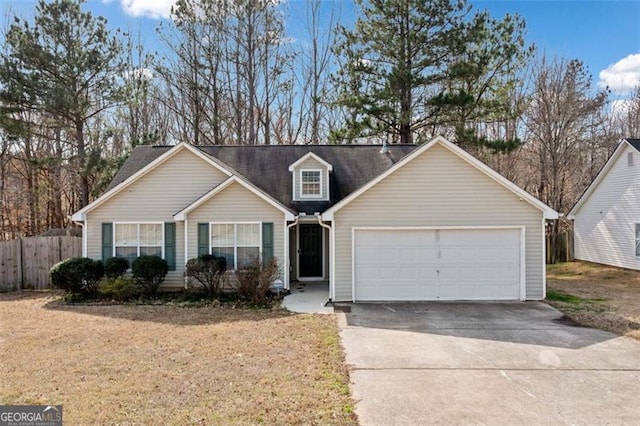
[234,257,280,305]
[99,277,141,301]
[104,257,129,279]
[132,255,168,296]
[50,257,104,296]
[185,254,228,296]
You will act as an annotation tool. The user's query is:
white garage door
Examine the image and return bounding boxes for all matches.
[354,228,522,301]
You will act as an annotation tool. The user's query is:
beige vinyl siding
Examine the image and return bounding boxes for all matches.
[186,182,285,277]
[293,157,330,201]
[333,144,545,301]
[574,144,640,269]
[85,148,228,287]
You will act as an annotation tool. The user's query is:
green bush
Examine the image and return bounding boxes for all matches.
[99,277,141,301]
[104,257,129,279]
[50,257,104,296]
[233,257,280,305]
[132,255,168,296]
[185,254,228,296]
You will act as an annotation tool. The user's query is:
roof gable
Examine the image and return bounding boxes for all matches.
[568,138,637,218]
[322,136,558,220]
[288,152,333,172]
[72,143,233,221]
[174,176,295,220]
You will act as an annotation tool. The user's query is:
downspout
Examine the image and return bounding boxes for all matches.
[71,218,86,257]
[315,213,333,305]
[184,217,189,289]
[285,216,300,290]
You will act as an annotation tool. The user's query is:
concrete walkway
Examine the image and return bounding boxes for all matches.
[338,302,640,425]
[281,282,333,314]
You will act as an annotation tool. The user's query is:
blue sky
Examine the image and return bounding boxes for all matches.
[2,0,639,97]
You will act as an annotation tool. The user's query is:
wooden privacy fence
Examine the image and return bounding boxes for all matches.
[0,236,82,290]
[546,230,574,264]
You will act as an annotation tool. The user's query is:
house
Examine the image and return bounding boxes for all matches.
[72,136,557,302]
[569,138,640,270]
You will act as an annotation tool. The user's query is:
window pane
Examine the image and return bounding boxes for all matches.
[140,246,162,258]
[116,246,137,265]
[212,247,234,269]
[302,170,320,183]
[211,224,234,246]
[115,224,137,246]
[301,171,321,196]
[237,223,259,246]
[237,247,260,269]
[140,224,162,246]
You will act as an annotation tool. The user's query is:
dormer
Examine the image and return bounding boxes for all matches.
[288,152,333,202]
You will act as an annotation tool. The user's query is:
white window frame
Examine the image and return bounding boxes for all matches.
[113,222,165,261]
[299,169,323,199]
[209,222,262,271]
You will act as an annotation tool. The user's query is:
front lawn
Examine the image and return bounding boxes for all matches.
[546,261,640,340]
[0,291,357,425]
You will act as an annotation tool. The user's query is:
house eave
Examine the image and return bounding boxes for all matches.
[71,142,234,220]
[173,175,296,222]
[287,152,334,172]
[568,138,630,217]
[323,135,558,220]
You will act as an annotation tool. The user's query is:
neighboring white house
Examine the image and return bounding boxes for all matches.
[72,136,557,302]
[569,138,640,270]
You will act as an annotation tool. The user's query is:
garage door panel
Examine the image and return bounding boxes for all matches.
[354,228,521,301]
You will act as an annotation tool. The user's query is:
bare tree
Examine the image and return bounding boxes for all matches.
[523,56,608,215]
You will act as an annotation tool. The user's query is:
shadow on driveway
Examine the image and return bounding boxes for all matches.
[341,301,616,349]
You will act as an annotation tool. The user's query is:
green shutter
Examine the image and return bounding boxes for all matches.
[262,222,274,264]
[198,223,209,256]
[102,223,113,263]
[164,222,176,271]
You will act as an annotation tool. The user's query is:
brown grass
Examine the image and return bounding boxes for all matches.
[547,261,640,340]
[0,291,357,425]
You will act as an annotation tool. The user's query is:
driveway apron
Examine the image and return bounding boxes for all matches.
[338,302,640,425]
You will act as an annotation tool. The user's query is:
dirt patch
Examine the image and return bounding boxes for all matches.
[0,291,357,425]
[547,261,640,340]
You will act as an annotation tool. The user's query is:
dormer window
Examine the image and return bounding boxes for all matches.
[301,170,322,198]
[288,152,332,202]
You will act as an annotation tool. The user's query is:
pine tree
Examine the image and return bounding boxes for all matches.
[331,0,530,147]
[0,0,125,208]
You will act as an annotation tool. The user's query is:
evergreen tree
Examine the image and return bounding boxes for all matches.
[0,0,126,208]
[331,0,530,147]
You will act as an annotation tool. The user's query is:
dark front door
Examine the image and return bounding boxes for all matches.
[299,224,323,278]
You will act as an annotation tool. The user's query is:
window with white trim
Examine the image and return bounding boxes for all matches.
[115,223,163,265]
[300,169,322,197]
[211,223,261,270]
[636,224,640,256]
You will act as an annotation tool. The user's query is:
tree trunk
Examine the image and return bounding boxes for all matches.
[76,118,89,208]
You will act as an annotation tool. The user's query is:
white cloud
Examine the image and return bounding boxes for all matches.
[119,0,176,19]
[598,53,640,95]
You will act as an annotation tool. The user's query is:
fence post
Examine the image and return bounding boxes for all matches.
[17,237,23,291]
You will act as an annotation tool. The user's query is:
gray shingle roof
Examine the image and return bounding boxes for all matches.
[106,144,417,214]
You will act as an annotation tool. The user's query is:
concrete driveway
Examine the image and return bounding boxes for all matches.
[338,302,640,425]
